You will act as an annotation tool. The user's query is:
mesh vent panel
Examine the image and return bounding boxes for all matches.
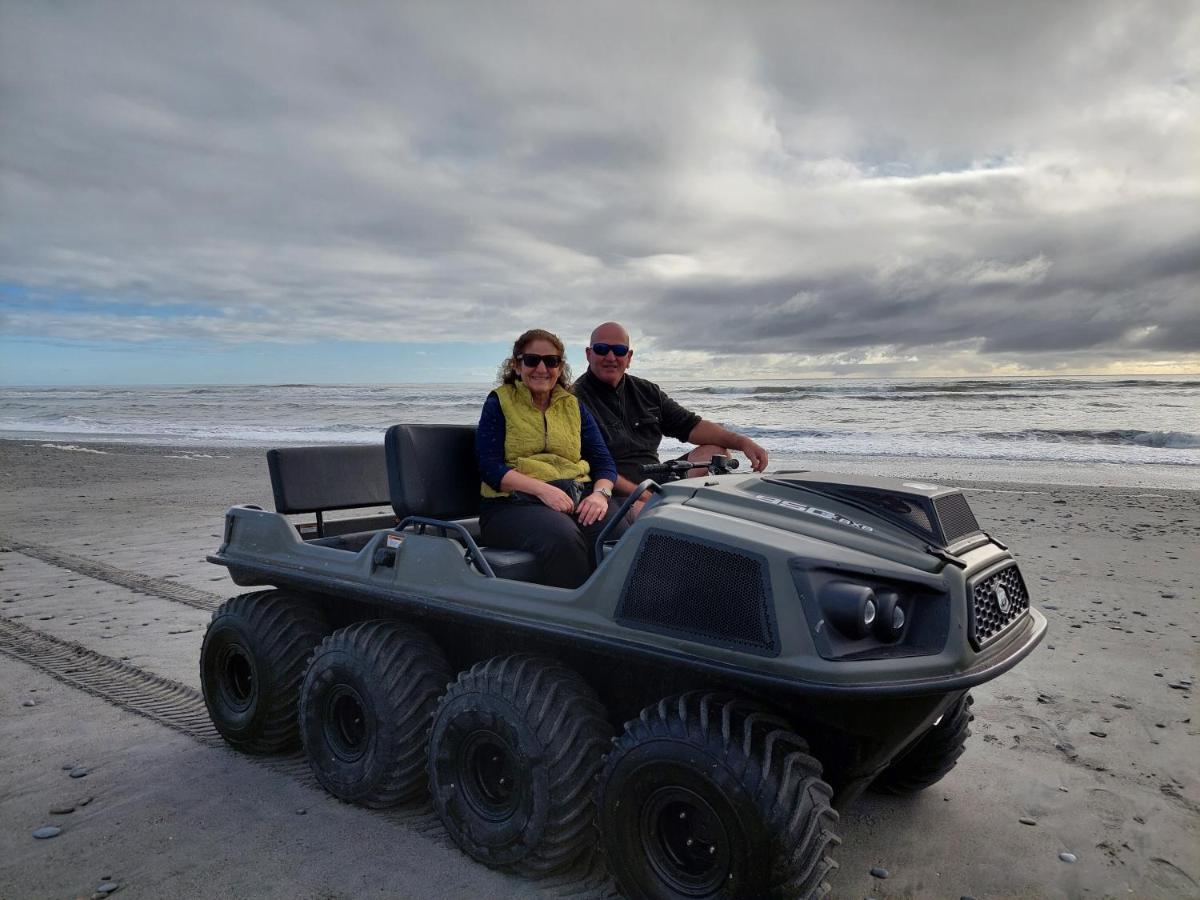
[933,493,982,544]
[840,489,935,537]
[615,532,778,656]
[970,564,1030,648]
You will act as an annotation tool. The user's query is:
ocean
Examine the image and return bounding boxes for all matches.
[2,377,1197,488]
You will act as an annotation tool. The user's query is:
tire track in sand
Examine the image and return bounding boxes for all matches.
[0,535,221,611]
[0,614,616,898]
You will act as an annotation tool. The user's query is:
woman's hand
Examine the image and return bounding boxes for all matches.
[575,491,609,526]
[537,483,577,513]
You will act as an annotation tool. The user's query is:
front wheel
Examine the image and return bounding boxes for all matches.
[596,693,840,900]
[870,692,974,795]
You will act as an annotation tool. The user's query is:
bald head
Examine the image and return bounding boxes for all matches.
[585,321,633,387]
[589,321,629,345]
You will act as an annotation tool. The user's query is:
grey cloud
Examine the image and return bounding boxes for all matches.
[1,0,1198,373]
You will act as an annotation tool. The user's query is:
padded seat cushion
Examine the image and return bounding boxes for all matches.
[481,548,541,582]
[268,444,390,514]
[386,424,480,521]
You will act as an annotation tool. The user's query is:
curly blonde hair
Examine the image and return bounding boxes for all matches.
[498,328,573,390]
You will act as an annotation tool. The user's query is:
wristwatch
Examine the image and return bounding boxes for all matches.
[596,486,613,498]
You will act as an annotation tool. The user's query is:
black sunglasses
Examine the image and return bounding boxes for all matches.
[590,342,630,358]
[519,353,563,369]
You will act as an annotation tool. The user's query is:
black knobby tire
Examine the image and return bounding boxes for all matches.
[596,692,840,900]
[200,590,328,754]
[300,620,451,807]
[870,692,974,795]
[427,654,613,876]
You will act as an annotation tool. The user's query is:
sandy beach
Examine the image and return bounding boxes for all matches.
[1,439,1196,899]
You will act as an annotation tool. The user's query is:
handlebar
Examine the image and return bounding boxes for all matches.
[638,454,739,482]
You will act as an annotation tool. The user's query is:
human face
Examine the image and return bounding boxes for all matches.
[517,337,563,397]
[585,323,632,387]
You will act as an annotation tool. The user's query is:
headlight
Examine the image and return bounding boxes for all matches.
[819,581,879,639]
[795,562,948,661]
[872,589,905,642]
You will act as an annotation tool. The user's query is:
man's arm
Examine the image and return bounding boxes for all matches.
[687,419,769,472]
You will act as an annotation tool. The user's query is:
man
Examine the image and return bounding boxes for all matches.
[572,322,768,503]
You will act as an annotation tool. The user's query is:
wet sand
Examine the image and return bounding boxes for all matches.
[0,439,1197,898]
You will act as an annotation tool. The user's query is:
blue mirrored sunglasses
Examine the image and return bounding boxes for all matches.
[591,342,630,358]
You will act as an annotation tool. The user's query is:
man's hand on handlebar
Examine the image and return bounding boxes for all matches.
[639,455,740,481]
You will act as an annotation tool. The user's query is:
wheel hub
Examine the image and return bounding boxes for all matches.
[640,787,732,896]
[218,645,254,711]
[323,686,368,761]
[460,730,521,821]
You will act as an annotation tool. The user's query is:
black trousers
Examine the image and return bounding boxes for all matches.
[480,494,626,589]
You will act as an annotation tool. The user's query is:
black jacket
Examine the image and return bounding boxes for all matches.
[572,370,701,483]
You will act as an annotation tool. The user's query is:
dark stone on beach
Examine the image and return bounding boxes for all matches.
[1160,593,1176,598]
[62,763,76,770]
[69,767,90,778]
[22,699,36,707]
[50,803,75,814]
[1113,702,1132,709]
[870,867,889,879]
[295,808,307,815]
[95,882,119,895]
[1019,817,1037,826]
[77,795,94,806]
[1090,731,1108,738]
[1058,786,1069,792]
[1059,852,1077,863]
[33,825,61,839]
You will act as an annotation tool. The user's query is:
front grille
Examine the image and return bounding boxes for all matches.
[934,493,982,544]
[970,564,1030,648]
[615,531,778,656]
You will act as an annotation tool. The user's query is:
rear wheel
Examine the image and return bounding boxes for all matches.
[300,620,450,807]
[596,692,840,900]
[870,692,974,795]
[428,654,612,875]
[200,590,327,753]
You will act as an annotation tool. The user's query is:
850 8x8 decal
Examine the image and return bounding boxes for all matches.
[753,494,874,532]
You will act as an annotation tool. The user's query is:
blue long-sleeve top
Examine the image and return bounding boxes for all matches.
[476,392,617,492]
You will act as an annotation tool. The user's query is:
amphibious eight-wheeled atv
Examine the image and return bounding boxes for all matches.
[202,424,1045,899]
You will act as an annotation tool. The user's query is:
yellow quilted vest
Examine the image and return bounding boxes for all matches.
[480,381,592,498]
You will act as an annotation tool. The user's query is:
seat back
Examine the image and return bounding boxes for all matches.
[267,444,390,514]
[385,424,481,521]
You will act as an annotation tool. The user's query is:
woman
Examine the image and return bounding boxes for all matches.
[476,328,624,589]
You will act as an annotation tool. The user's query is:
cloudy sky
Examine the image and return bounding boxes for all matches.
[1,1,1197,385]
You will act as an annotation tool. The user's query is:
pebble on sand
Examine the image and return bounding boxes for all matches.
[69,767,90,779]
[870,867,889,879]
[95,882,119,895]
[50,803,76,814]
[33,825,62,839]
[1059,852,1077,863]
[1019,817,1037,826]
[22,699,36,707]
